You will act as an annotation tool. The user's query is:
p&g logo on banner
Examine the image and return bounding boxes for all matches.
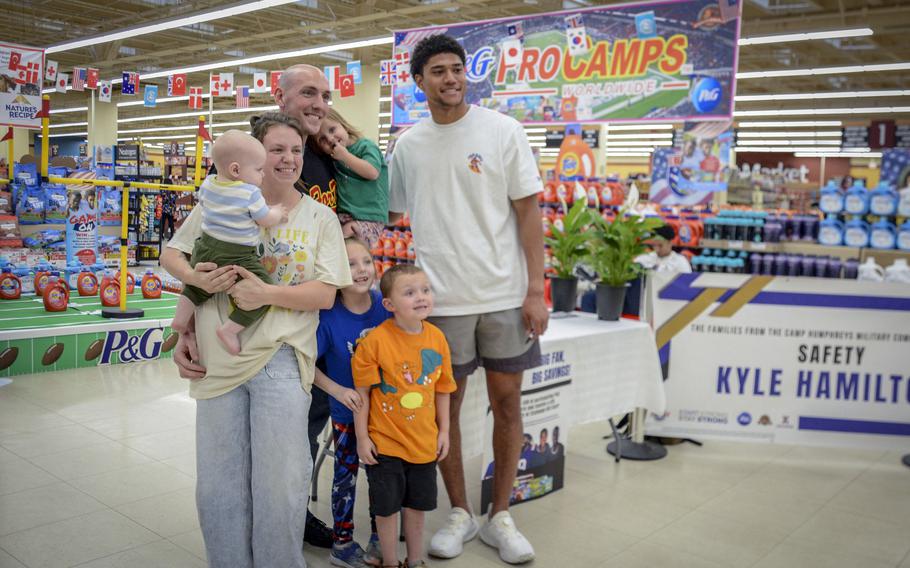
[691,77,722,113]
[99,328,164,365]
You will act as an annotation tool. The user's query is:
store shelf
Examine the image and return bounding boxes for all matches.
[701,238,910,263]
[700,239,781,253]
[861,248,910,265]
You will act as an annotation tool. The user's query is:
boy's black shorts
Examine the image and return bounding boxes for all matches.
[366,455,437,517]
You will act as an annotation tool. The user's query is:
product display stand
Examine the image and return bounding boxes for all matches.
[607,407,668,461]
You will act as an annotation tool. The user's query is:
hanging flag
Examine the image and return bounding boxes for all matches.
[501,38,523,68]
[121,72,138,95]
[55,73,69,93]
[72,67,86,91]
[144,85,158,107]
[218,73,234,96]
[189,86,203,109]
[379,60,396,87]
[86,68,99,89]
[346,60,362,85]
[507,21,524,40]
[236,85,249,108]
[324,66,340,90]
[197,119,212,142]
[253,72,267,92]
[98,80,112,103]
[210,73,221,96]
[168,73,187,96]
[1,128,12,142]
[394,51,410,69]
[397,65,412,85]
[635,11,657,39]
[45,60,58,82]
[564,14,583,29]
[566,27,589,56]
[339,74,355,98]
[270,70,282,95]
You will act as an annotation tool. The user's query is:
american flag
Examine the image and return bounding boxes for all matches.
[507,21,524,40]
[397,29,448,48]
[72,67,86,91]
[235,86,249,108]
[379,60,396,87]
[564,14,583,29]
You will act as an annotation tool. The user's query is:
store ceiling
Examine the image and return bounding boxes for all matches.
[3,0,910,134]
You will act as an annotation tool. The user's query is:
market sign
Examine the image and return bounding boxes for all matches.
[391,0,741,126]
[0,42,45,129]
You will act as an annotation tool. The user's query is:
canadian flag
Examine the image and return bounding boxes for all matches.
[45,60,58,82]
[270,71,282,95]
[55,73,68,93]
[168,73,187,96]
[189,87,203,109]
[253,72,267,92]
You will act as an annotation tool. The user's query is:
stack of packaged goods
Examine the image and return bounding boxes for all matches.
[819,180,907,251]
[372,213,414,277]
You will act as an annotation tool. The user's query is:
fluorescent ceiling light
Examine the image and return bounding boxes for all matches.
[379,123,391,128]
[735,90,910,102]
[524,127,548,133]
[605,124,675,130]
[377,112,391,118]
[526,135,547,141]
[39,132,88,138]
[738,121,842,128]
[606,152,652,157]
[117,105,278,124]
[48,121,88,129]
[604,141,671,147]
[604,133,674,139]
[734,106,910,117]
[604,147,655,153]
[118,120,251,135]
[529,142,546,147]
[735,131,842,137]
[378,97,392,103]
[794,152,882,158]
[737,62,910,80]
[46,0,299,54]
[736,139,841,146]
[50,106,88,115]
[43,35,393,94]
[738,27,872,46]
[118,134,200,141]
[735,146,871,153]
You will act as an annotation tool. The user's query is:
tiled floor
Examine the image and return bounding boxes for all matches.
[1,361,908,568]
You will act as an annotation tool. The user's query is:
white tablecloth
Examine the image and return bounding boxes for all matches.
[459,312,666,458]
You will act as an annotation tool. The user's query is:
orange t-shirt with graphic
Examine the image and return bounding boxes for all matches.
[352,319,456,464]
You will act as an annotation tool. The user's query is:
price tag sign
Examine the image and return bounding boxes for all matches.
[751,242,767,251]
[728,241,744,250]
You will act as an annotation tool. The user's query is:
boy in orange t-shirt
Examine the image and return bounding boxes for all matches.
[352,264,456,568]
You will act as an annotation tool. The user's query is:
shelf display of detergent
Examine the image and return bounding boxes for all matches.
[691,249,748,273]
[817,179,907,251]
[540,180,626,209]
[371,229,416,278]
[819,215,905,250]
[820,180,900,217]
[748,252,858,279]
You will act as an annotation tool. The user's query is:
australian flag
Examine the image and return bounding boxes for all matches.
[121,72,139,95]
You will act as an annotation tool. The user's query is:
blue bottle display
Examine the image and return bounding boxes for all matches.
[843,218,870,247]
[819,181,844,214]
[817,215,844,246]
[843,181,869,215]
[869,219,897,250]
[898,221,910,251]
[868,183,898,216]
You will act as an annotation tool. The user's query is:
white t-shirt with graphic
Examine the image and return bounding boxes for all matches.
[389,105,542,316]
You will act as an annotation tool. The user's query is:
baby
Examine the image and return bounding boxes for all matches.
[171,130,287,355]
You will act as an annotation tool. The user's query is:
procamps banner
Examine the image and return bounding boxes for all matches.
[646,272,910,450]
[392,0,741,126]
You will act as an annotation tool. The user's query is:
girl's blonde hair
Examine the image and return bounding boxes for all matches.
[325,109,363,142]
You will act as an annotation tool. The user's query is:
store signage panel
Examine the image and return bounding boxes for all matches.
[841,126,869,149]
[392,0,741,125]
[894,125,910,149]
[116,144,139,160]
[545,128,599,148]
[647,272,910,450]
[869,120,896,149]
[0,42,45,129]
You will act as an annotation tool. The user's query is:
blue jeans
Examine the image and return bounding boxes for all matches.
[195,345,312,568]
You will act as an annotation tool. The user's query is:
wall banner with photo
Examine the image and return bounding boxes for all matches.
[649,120,732,205]
[392,0,741,126]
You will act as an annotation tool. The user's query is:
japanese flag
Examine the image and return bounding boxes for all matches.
[98,80,112,103]
[566,27,589,56]
[253,72,267,92]
[55,73,68,93]
[501,38,523,68]
[45,60,58,82]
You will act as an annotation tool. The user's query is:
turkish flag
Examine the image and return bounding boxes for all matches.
[270,71,282,95]
[339,74,355,98]
[169,73,187,96]
[86,68,99,89]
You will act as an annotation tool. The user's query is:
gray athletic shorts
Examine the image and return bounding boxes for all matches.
[428,308,542,379]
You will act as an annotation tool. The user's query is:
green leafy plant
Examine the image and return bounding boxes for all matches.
[586,189,666,287]
[544,197,597,279]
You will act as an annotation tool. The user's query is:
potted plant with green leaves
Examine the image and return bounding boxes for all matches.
[544,196,596,312]
[585,185,666,320]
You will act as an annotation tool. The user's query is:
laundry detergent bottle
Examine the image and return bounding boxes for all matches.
[819,180,844,214]
[843,218,870,247]
[869,183,898,216]
[869,219,897,249]
[141,269,162,299]
[556,124,595,181]
[844,180,869,215]
[898,220,910,251]
[77,266,98,296]
[43,275,69,312]
[818,215,844,246]
[0,268,21,300]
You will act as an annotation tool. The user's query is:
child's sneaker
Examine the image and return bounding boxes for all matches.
[428,507,479,558]
[363,533,381,566]
[479,511,535,564]
[330,541,370,568]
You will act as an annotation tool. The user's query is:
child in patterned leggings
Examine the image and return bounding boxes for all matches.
[315,237,390,567]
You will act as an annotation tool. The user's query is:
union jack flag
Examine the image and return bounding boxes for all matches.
[379,60,396,87]
[235,86,249,108]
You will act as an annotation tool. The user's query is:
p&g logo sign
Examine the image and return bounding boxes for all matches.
[99,328,164,365]
[691,77,722,113]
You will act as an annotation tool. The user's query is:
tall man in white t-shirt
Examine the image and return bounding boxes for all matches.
[388,34,549,565]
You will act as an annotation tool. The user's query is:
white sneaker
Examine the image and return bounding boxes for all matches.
[428,507,479,559]
[479,511,535,564]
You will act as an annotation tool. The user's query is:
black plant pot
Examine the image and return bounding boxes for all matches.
[550,276,578,312]
[595,283,627,321]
